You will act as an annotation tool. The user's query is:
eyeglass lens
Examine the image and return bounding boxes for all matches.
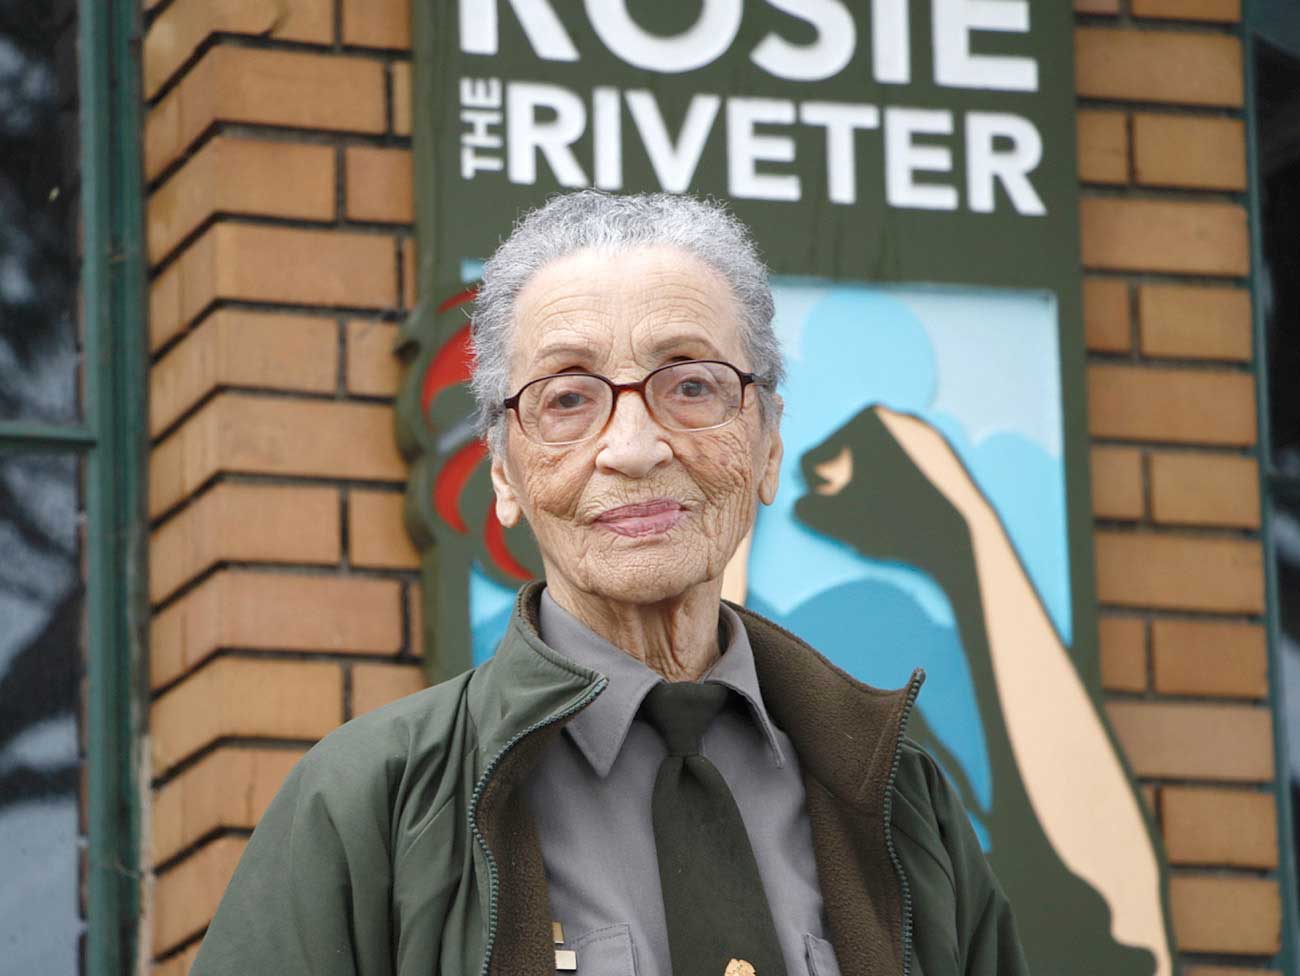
[516,361,744,445]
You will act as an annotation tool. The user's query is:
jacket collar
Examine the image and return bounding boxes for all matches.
[464,583,604,772]
[468,581,923,819]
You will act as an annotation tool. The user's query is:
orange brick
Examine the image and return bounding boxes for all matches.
[1099,616,1147,691]
[1091,445,1144,520]
[153,747,303,864]
[409,581,426,658]
[1152,618,1268,698]
[152,657,343,773]
[1080,199,1248,276]
[143,0,333,99]
[1169,875,1281,954]
[149,310,338,432]
[349,489,419,569]
[150,483,341,603]
[1095,531,1264,612]
[342,0,410,48]
[392,61,412,136]
[148,136,336,266]
[145,47,385,180]
[352,662,425,716]
[1077,111,1128,185]
[149,394,405,517]
[153,836,246,954]
[346,320,402,397]
[1082,278,1131,353]
[345,146,413,223]
[1163,786,1278,867]
[150,569,403,689]
[1075,28,1243,107]
[1132,0,1240,21]
[1133,114,1246,191]
[402,236,418,309]
[1106,701,1273,780]
[1138,284,1252,361]
[149,223,397,350]
[1087,365,1255,445]
[1149,451,1260,528]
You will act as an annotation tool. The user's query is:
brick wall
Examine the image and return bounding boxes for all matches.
[1077,0,1284,972]
[139,0,1284,972]
[141,1,422,970]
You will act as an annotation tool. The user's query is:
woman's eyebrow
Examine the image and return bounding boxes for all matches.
[646,332,724,360]
[532,341,595,367]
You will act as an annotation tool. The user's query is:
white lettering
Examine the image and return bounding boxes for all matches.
[506,82,588,186]
[727,98,800,201]
[460,78,504,179]
[585,0,742,73]
[460,77,502,109]
[459,0,578,61]
[751,0,856,82]
[966,112,1045,215]
[885,107,958,210]
[592,86,622,190]
[933,0,1037,91]
[800,102,880,205]
[873,0,911,84]
[626,91,721,194]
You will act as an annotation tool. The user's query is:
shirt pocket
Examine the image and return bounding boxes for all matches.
[569,922,639,976]
[803,933,842,976]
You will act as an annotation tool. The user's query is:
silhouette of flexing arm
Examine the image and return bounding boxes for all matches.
[727,404,1173,976]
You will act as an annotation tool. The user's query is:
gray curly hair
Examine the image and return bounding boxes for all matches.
[470,190,785,452]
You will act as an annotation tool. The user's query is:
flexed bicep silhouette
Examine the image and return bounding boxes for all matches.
[793,404,1172,976]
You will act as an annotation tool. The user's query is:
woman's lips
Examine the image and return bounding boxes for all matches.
[594,498,687,537]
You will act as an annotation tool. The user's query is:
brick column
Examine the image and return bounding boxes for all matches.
[140,1,421,971]
[1075,0,1283,971]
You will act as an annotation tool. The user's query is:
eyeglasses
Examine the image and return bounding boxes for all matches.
[502,360,762,446]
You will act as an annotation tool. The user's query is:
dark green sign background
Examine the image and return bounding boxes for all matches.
[420,1,1079,289]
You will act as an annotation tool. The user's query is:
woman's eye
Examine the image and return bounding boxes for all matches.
[548,390,588,410]
[676,379,713,398]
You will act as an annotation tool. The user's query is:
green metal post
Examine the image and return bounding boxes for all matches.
[80,0,148,972]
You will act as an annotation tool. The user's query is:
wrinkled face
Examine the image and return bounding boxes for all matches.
[490,246,783,606]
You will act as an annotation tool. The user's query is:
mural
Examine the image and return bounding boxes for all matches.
[398,279,1173,974]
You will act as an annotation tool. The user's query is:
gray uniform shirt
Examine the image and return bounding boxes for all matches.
[525,590,842,976]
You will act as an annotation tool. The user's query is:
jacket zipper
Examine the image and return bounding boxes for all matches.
[468,677,608,976]
[884,667,926,976]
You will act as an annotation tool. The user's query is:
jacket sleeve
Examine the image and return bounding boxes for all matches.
[893,742,1031,976]
[189,733,401,976]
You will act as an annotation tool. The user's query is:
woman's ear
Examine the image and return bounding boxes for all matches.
[758,408,783,506]
[490,451,522,527]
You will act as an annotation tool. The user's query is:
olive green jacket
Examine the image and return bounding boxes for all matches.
[191,583,1028,976]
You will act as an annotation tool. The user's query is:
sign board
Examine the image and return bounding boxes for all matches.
[397,3,1176,973]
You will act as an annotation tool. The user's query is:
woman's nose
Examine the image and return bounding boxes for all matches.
[594,390,672,479]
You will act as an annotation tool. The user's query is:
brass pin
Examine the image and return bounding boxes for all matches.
[724,960,756,976]
[552,922,564,945]
[555,949,577,971]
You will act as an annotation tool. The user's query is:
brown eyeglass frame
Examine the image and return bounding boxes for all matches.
[501,359,763,444]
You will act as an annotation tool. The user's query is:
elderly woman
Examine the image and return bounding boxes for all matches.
[192,192,1027,976]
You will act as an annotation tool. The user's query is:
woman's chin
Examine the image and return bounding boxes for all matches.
[575,558,711,607]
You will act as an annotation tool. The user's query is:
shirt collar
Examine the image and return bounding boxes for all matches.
[538,589,787,777]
